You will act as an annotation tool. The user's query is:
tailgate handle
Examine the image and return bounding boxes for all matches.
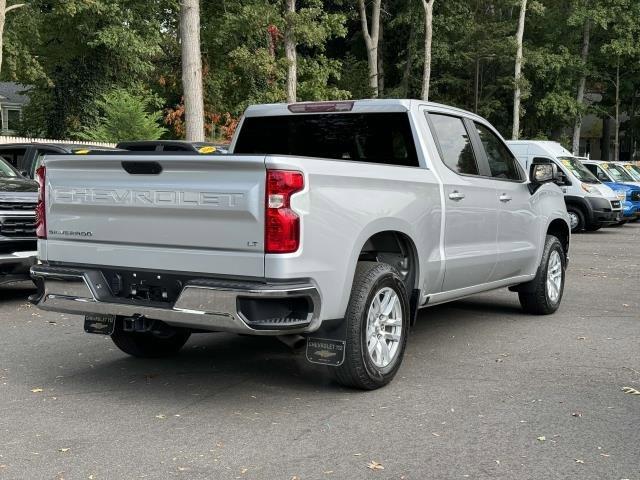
[121,161,163,175]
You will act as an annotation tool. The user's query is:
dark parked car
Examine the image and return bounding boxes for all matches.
[116,140,229,154]
[0,156,38,285]
[0,143,118,179]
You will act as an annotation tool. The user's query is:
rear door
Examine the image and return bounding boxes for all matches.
[44,154,267,278]
[427,112,499,292]
[472,122,540,280]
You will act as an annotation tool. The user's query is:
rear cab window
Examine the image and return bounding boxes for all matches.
[234,113,419,167]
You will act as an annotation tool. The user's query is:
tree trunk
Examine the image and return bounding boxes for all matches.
[421,0,434,101]
[572,18,590,155]
[602,116,611,161]
[614,59,620,162]
[377,12,384,96]
[400,8,416,98]
[180,0,205,142]
[0,1,26,78]
[284,0,297,103]
[512,0,527,140]
[358,0,381,98]
[0,0,6,79]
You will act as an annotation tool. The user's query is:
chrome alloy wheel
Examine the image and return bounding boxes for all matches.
[568,211,579,231]
[546,250,563,303]
[365,287,403,368]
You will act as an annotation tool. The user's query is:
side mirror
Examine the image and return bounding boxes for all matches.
[529,159,560,193]
[20,170,29,177]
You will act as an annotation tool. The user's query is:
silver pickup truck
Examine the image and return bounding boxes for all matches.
[30,100,570,390]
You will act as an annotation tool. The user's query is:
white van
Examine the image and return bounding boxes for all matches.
[507,141,623,232]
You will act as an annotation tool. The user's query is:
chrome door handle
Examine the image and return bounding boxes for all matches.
[499,194,512,203]
[448,191,466,201]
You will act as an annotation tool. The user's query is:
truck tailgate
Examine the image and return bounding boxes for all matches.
[42,155,266,277]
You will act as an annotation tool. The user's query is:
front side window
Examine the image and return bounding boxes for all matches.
[603,163,635,182]
[626,164,640,181]
[585,164,611,182]
[428,114,479,175]
[557,156,599,184]
[475,123,522,180]
[235,113,419,167]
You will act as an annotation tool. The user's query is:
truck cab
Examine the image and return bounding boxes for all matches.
[506,141,622,232]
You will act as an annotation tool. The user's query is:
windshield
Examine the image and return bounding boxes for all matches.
[622,164,640,181]
[0,156,19,178]
[602,162,635,182]
[557,156,599,183]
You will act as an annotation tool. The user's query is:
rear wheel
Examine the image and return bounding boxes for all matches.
[111,322,191,358]
[566,206,585,233]
[334,262,409,390]
[518,235,566,315]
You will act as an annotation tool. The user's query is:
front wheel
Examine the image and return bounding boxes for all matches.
[334,262,410,390]
[566,207,585,233]
[518,235,566,315]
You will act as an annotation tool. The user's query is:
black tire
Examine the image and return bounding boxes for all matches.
[518,235,566,315]
[334,262,410,390]
[566,206,585,233]
[111,322,191,358]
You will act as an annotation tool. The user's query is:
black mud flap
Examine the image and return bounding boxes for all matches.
[305,318,347,367]
[306,338,345,366]
[84,314,116,335]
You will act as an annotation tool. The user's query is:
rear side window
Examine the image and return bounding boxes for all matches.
[475,123,522,181]
[428,114,479,175]
[234,113,419,167]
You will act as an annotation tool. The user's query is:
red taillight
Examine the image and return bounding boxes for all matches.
[265,170,304,254]
[35,165,46,239]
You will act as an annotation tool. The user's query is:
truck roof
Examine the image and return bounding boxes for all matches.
[244,99,485,122]
[505,140,573,158]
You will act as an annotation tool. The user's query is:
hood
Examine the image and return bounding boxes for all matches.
[605,181,634,193]
[591,183,618,200]
[0,176,38,193]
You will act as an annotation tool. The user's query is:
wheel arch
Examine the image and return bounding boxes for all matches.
[343,223,422,327]
[546,218,570,257]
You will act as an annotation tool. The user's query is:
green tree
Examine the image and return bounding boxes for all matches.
[75,89,166,142]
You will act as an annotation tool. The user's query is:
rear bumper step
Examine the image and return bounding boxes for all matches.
[30,265,322,335]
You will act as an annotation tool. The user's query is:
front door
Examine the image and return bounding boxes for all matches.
[427,112,499,292]
[472,122,540,280]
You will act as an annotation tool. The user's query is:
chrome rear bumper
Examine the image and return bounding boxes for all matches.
[30,265,321,335]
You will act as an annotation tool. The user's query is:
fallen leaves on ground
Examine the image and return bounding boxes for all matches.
[575,459,584,464]
[537,436,546,442]
[571,412,582,417]
[155,414,166,419]
[30,388,43,393]
[621,386,640,395]
[367,461,384,471]
[58,448,70,453]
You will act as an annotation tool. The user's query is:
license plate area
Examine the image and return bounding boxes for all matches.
[84,314,116,335]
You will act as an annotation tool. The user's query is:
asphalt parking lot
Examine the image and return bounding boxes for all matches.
[1,225,639,480]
